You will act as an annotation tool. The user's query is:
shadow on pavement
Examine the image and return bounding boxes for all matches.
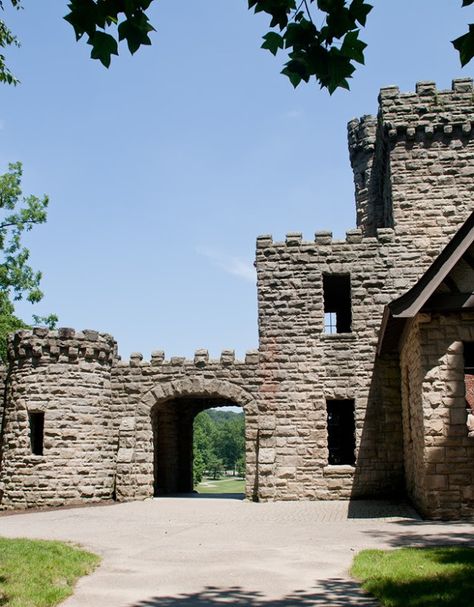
[363,519,474,548]
[129,580,379,606]
[347,500,420,520]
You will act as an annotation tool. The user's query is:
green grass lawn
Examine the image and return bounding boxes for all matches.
[196,477,245,494]
[351,546,474,607]
[0,537,100,607]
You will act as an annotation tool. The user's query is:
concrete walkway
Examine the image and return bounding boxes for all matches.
[0,497,473,606]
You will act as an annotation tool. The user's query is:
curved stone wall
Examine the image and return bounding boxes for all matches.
[0,328,117,509]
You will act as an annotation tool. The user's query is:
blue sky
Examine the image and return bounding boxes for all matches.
[1,0,472,361]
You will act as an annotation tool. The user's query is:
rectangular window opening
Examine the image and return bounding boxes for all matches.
[323,274,352,334]
[326,399,355,465]
[463,342,474,412]
[29,411,44,456]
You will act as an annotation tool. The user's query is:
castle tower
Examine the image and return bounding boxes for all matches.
[255,80,474,502]
[0,328,117,509]
[349,78,474,250]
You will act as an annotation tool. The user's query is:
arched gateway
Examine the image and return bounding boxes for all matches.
[115,372,260,502]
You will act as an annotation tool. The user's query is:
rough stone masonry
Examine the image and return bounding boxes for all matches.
[1,79,473,518]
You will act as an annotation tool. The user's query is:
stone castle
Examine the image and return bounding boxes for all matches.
[1,79,474,519]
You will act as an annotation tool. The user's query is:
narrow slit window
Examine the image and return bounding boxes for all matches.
[323,274,351,333]
[29,411,44,456]
[463,343,474,412]
[326,399,355,465]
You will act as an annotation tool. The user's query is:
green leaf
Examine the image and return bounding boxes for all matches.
[118,12,154,54]
[349,0,373,27]
[462,1,474,6]
[319,48,355,94]
[281,66,302,88]
[89,31,118,67]
[64,0,98,40]
[261,32,284,56]
[284,19,318,49]
[340,30,367,64]
[250,0,296,30]
[317,0,333,12]
[282,57,310,88]
[452,24,474,67]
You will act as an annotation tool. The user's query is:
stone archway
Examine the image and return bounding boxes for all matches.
[152,394,244,496]
[115,378,258,502]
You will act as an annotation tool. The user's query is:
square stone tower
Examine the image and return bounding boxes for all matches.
[255,79,474,501]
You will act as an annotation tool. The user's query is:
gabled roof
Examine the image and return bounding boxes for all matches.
[378,211,474,355]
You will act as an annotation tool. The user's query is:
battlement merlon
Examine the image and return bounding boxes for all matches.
[115,349,260,369]
[7,327,118,365]
[255,227,394,251]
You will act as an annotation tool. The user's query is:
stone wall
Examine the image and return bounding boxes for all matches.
[1,80,473,514]
[110,350,260,502]
[255,79,474,503]
[348,78,474,250]
[399,316,425,510]
[255,230,407,500]
[0,329,117,509]
[400,312,474,519]
[0,337,261,509]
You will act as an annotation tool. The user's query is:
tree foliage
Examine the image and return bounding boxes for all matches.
[0,290,27,362]
[0,162,57,362]
[193,409,245,486]
[0,2,473,92]
[0,0,20,85]
[0,162,49,304]
[453,1,474,67]
[61,0,474,93]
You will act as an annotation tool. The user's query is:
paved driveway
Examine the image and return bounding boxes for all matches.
[0,497,473,606]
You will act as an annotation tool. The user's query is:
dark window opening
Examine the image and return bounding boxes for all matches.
[404,367,413,445]
[326,399,355,465]
[29,411,44,456]
[323,274,351,333]
[463,343,474,412]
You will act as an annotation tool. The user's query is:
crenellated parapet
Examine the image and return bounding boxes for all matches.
[255,227,395,251]
[118,348,259,369]
[348,78,474,242]
[8,327,117,366]
[379,78,474,138]
[347,114,377,160]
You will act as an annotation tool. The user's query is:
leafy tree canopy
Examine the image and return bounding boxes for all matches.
[193,409,245,485]
[0,162,48,304]
[0,291,27,362]
[0,1,474,92]
[0,162,57,361]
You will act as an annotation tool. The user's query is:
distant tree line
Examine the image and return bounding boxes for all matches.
[193,409,245,486]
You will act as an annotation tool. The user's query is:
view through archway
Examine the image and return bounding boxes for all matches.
[193,406,245,496]
[151,396,245,497]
